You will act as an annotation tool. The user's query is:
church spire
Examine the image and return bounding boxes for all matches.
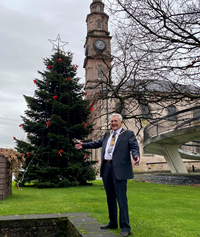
[93,0,102,2]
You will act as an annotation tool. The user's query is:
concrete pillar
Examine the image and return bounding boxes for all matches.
[163,144,188,173]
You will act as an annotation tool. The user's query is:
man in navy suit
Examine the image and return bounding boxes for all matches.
[75,113,140,237]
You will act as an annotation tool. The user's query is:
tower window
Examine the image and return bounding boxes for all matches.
[97,5,101,12]
[97,66,103,79]
[97,19,101,29]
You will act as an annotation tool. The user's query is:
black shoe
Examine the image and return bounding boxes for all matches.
[100,223,118,229]
[119,231,131,236]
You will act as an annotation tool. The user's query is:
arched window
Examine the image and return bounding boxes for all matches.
[97,66,103,79]
[167,105,177,121]
[141,104,151,119]
[97,19,101,29]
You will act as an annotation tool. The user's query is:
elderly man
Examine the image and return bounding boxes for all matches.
[75,113,140,237]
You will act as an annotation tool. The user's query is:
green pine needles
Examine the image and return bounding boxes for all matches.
[15,51,96,186]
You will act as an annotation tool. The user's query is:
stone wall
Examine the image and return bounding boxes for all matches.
[0,214,81,237]
[0,213,117,237]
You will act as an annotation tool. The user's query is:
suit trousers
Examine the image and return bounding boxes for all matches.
[102,161,131,232]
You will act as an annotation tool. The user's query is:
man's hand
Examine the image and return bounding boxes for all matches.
[75,141,83,150]
[134,155,140,166]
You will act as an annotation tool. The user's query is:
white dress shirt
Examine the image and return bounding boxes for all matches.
[104,127,123,160]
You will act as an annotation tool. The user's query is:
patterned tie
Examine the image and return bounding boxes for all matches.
[107,131,117,155]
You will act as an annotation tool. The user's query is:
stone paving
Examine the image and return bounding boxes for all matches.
[62,213,117,237]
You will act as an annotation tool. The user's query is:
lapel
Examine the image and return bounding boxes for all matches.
[113,128,126,151]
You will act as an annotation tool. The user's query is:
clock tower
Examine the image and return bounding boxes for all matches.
[84,0,112,99]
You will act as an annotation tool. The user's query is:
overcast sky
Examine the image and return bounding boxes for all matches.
[0,0,110,149]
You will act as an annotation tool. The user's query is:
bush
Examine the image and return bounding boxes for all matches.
[71,181,80,187]
[57,179,71,187]
[0,148,25,179]
[34,182,56,188]
[57,180,80,187]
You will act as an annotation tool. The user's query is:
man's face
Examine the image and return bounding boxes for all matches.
[110,116,123,131]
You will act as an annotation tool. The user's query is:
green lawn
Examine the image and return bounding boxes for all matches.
[0,180,200,237]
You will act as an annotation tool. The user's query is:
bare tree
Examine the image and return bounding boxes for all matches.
[86,0,200,135]
[107,0,200,81]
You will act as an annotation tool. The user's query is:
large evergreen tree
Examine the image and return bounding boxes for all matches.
[15,50,96,186]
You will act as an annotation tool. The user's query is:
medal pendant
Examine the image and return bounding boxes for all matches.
[110,140,115,146]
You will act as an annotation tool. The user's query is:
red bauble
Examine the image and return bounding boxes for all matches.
[46,120,50,128]
[53,95,58,101]
[58,149,63,156]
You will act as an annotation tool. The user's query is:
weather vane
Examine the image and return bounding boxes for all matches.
[48,34,68,53]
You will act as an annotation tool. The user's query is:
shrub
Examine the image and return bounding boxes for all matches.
[57,179,71,187]
[71,181,80,187]
[0,148,25,179]
[34,182,56,188]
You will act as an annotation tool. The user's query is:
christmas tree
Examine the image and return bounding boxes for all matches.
[15,48,97,186]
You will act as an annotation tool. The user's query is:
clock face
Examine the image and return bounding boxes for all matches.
[93,39,106,52]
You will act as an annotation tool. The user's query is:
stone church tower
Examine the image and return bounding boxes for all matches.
[84,0,112,99]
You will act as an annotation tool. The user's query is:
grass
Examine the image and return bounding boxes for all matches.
[0,180,200,237]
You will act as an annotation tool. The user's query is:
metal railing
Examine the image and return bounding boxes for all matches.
[144,105,200,143]
[179,141,200,154]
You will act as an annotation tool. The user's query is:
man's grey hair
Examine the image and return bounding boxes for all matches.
[109,113,123,122]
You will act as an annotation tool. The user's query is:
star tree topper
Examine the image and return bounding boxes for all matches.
[48,34,68,53]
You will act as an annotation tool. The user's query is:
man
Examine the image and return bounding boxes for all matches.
[75,113,140,237]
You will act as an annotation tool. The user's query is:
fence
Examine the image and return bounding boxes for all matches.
[0,154,12,200]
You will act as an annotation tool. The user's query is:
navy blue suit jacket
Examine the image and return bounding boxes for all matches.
[82,128,140,180]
